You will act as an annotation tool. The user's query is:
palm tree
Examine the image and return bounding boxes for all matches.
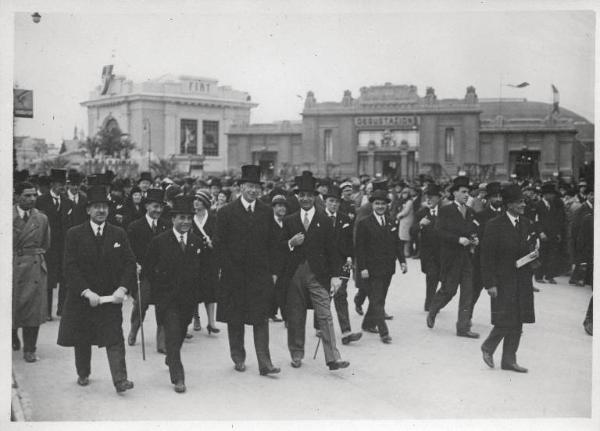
[36,155,70,173]
[150,157,179,177]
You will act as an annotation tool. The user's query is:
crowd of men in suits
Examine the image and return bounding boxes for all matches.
[12,165,593,394]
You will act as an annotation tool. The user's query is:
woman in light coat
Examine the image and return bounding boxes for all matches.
[396,187,415,257]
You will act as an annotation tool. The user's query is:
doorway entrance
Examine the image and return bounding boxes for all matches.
[509,150,540,179]
[252,151,277,180]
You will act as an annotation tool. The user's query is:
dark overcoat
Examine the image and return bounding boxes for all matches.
[415,205,440,274]
[436,202,478,280]
[57,222,137,347]
[355,214,405,278]
[191,213,220,304]
[143,230,203,320]
[480,213,536,326]
[66,191,88,228]
[215,198,275,325]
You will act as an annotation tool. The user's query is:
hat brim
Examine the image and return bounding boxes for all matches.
[369,196,391,203]
[294,189,318,194]
[239,177,263,185]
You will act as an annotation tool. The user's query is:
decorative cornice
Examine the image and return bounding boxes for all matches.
[81,93,258,110]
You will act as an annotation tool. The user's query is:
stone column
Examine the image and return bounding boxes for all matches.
[367,151,375,176]
[400,152,408,179]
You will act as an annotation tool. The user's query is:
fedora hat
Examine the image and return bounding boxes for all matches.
[369,189,391,204]
[485,181,502,198]
[170,195,195,215]
[86,186,110,205]
[501,184,524,204]
[240,165,263,184]
[294,171,318,194]
[449,175,470,193]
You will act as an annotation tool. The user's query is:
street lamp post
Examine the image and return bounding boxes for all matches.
[143,118,151,171]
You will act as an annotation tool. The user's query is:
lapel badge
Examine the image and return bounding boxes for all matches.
[113,242,121,248]
[316,222,320,228]
[68,208,73,215]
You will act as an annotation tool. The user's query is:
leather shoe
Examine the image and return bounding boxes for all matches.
[381,335,392,344]
[327,360,350,370]
[290,359,302,368]
[535,277,545,284]
[583,321,593,336]
[426,313,436,329]
[12,335,21,351]
[481,349,494,368]
[457,330,480,339]
[270,315,283,322]
[533,286,540,292]
[23,352,37,363]
[384,313,394,320]
[259,366,281,376]
[341,332,363,345]
[362,326,378,334]
[174,381,186,393]
[77,376,89,386]
[157,348,167,354]
[184,332,193,339]
[193,317,201,331]
[234,362,246,372]
[127,331,136,346]
[545,278,557,284]
[115,380,134,393]
[501,363,528,373]
[355,303,364,316]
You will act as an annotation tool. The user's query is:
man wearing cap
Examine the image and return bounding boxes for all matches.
[426,176,480,338]
[13,181,50,362]
[338,181,357,220]
[533,182,565,284]
[126,188,169,352]
[356,186,407,344]
[480,185,537,373]
[281,171,349,370]
[471,182,503,316]
[36,168,74,319]
[269,190,289,322]
[57,185,136,393]
[415,184,442,312]
[144,195,204,393]
[216,165,281,376]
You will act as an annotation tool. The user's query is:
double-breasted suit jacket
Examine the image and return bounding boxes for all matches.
[57,223,137,347]
[436,202,478,280]
[13,207,50,327]
[355,214,405,278]
[480,213,536,327]
[216,199,275,325]
[143,230,203,319]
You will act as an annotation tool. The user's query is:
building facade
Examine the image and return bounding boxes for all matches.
[81,73,256,175]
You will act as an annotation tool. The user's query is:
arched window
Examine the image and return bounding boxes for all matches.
[445,128,455,162]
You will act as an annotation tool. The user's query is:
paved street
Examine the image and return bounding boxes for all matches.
[12,259,593,421]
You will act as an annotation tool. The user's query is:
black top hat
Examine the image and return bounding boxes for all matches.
[240,165,262,184]
[145,188,165,204]
[86,186,110,205]
[425,184,442,196]
[170,195,194,215]
[105,170,116,183]
[324,185,341,200]
[485,181,502,198]
[501,184,524,204]
[317,177,332,187]
[87,174,109,187]
[294,171,318,194]
[14,169,30,183]
[139,171,153,183]
[67,170,83,185]
[38,175,51,187]
[369,189,390,203]
[50,169,67,184]
[541,182,557,195]
[372,179,388,192]
[449,176,470,192]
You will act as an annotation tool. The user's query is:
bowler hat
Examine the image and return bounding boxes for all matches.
[449,176,470,193]
[324,185,341,200]
[50,169,67,184]
[139,171,153,184]
[425,184,442,196]
[170,195,194,215]
[501,184,524,204]
[485,182,502,198]
[194,190,212,209]
[369,189,391,204]
[294,171,318,194]
[240,165,263,184]
[145,188,165,204]
[372,179,388,192]
[86,186,110,205]
[541,182,557,195]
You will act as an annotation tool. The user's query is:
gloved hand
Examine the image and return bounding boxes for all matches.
[113,286,128,304]
[84,290,101,307]
[487,287,498,298]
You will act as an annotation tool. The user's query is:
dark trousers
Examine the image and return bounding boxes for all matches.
[163,304,195,384]
[428,253,473,333]
[584,296,593,323]
[74,341,128,385]
[129,277,165,351]
[481,324,523,366]
[270,280,286,318]
[423,260,441,311]
[536,240,559,279]
[227,320,273,372]
[354,274,368,307]
[46,270,58,317]
[287,262,341,364]
[313,278,352,334]
[362,274,392,337]
[13,327,40,353]
[471,257,484,318]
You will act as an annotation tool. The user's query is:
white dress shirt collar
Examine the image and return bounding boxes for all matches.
[173,228,188,244]
[67,190,78,203]
[326,209,337,218]
[240,196,255,212]
[17,205,28,219]
[146,213,158,229]
[372,211,385,225]
[506,211,519,227]
[301,206,316,222]
[90,220,106,235]
[274,214,283,228]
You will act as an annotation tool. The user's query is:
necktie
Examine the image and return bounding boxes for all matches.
[515,219,521,232]
[380,216,385,226]
[179,235,186,252]
[53,197,60,211]
[330,214,336,227]
[303,212,310,230]
[459,204,466,218]
[96,226,102,238]
[23,211,29,223]
[151,220,157,233]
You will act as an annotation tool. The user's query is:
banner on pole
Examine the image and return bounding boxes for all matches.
[14,89,33,118]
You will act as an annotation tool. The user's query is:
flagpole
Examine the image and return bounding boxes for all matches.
[498,75,503,117]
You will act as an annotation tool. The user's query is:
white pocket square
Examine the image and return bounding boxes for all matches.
[473,220,480,226]
[342,223,350,229]
[68,209,73,215]
[113,242,121,248]
[391,227,397,231]
[196,248,202,254]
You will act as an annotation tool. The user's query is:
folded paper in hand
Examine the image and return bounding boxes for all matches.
[99,295,116,304]
[516,250,539,268]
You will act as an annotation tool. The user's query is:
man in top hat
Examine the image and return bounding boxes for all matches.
[66,170,88,227]
[13,181,50,361]
[57,185,136,393]
[269,190,289,322]
[480,184,537,373]
[127,188,169,352]
[355,186,407,344]
[415,183,443,312]
[35,168,74,318]
[471,182,504,316]
[138,172,153,198]
[216,165,281,376]
[426,176,480,338]
[280,171,349,370]
[533,182,565,284]
[144,195,204,393]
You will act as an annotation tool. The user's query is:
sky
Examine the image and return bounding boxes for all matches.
[10,4,596,146]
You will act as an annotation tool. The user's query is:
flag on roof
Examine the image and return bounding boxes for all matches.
[507,82,530,88]
[552,84,560,114]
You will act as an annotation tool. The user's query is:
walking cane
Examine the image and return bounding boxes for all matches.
[135,268,146,361]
